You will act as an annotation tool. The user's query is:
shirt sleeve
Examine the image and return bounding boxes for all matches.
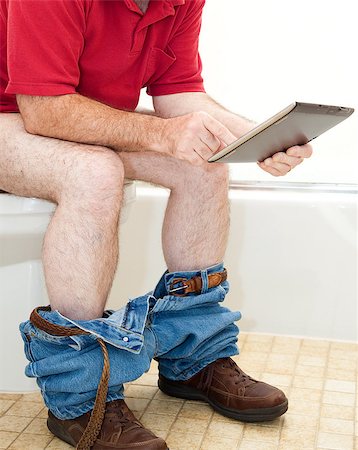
[5,0,86,96]
[146,0,206,97]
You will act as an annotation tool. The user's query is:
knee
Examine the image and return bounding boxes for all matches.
[184,162,229,194]
[61,147,124,211]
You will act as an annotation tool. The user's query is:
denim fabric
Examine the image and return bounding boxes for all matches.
[19,263,241,420]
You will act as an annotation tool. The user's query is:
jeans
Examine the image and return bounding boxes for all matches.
[19,263,241,420]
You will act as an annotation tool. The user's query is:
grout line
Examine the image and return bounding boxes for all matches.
[314,339,332,449]
[197,408,214,450]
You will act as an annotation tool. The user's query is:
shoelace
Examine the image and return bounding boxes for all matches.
[220,358,255,388]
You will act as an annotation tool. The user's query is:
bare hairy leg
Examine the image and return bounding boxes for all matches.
[119,151,230,272]
[0,114,123,320]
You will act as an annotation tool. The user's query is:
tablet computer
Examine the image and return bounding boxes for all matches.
[208,102,354,163]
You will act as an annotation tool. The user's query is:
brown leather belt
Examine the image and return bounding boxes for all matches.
[168,269,227,296]
[30,306,109,450]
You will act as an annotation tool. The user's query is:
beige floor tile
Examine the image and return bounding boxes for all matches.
[124,384,158,399]
[302,338,330,349]
[328,358,357,371]
[36,407,49,419]
[289,387,322,402]
[317,431,354,449]
[321,404,355,421]
[278,439,316,450]
[295,364,326,378]
[23,418,52,436]
[236,351,268,363]
[280,427,317,446]
[292,374,324,390]
[267,353,297,366]
[240,341,272,353]
[178,402,213,420]
[260,372,292,387]
[140,412,176,432]
[206,421,244,439]
[145,399,183,416]
[21,392,44,403]
[282,413,319,429]
[273,335,302,348]
[0,415,32,433]
[0,431,18,449]
[131,373,158,386]
[297,354,328,367]
[319,417,354,434]
[200,435,239,450]
[322,391,355,407]
[329,349,358,361]
[238,439,278,450]
[243,423,280,443]
[5,401,44,418]
[8,432,52,450]
[299,346,330,357]
[326,367,356,382]
[166,431,203,450]
[0,394,22,402]
[148,360,159,374]
[153,389,185,402]
[124,397,150,414]
[265,363,296,376]
[330,342,357,352]
[245,333,274,345]
[45,437,74,450]
[0,400,15,416]
[288,398,321,417]
[170,416,209,434]
[325,379,356,393]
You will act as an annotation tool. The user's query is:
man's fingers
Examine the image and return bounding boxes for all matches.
[258,161,282,177]
[199,129,222,153]
[202,114,237,146]
[286,143,313,158]
[271,151,303,167]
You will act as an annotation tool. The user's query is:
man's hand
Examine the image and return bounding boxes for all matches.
[160,111,237,164]
[257,144,313,176]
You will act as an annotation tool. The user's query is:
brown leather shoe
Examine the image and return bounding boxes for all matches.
[158,357,288,422]
[47,399,168,449]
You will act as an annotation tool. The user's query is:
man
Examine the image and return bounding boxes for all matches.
[0,0,312,448]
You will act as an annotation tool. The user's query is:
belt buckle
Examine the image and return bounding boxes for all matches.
[168,278,189,295]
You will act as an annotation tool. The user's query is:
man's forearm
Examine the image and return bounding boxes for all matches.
[153,92,256,138]
[17,93,165,152]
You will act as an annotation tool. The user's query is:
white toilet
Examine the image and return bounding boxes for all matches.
[0,181,136,392]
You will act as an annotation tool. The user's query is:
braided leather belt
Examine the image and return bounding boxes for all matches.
[30,306,109,450]
[168,269,227,296]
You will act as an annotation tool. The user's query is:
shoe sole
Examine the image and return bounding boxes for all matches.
[158,378,288,423]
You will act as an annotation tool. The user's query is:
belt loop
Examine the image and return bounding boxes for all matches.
[201,269,209,294]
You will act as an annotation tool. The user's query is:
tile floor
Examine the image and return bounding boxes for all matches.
[0,332,357,450]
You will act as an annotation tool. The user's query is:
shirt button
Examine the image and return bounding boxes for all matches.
[122,337,129,342]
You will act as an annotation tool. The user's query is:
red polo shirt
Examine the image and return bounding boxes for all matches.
[0,0,205,113]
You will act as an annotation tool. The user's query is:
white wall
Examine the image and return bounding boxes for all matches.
[142,0,357,184]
